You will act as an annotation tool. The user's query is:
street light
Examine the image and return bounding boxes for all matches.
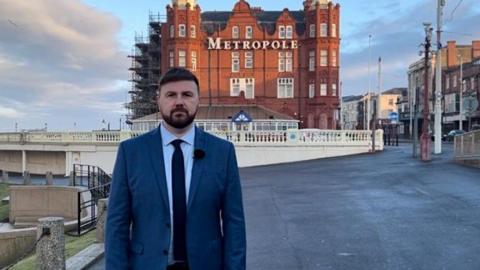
[458,54,464,131]
[420,22,433,161]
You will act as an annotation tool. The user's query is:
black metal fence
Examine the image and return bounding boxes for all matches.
[69,164,111,236]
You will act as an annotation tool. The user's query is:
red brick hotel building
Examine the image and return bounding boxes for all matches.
[161,0,340,129]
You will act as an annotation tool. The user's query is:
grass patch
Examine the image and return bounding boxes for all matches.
[0,183,9,222]
[10,229,97,270]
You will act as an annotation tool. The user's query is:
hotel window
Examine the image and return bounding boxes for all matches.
[178,50,186,67]
[331,51,337,67]
[279,25,286,39]
[309,50,315,71]
[320,50,327,67]
[286,52,293,72]
[453,75,457,88]
[277,78,294,98]
[169,51,174,67]
[309,24,316,38]
[191,51,197,71]
[332,83,337,96]
[245,51,253,69]
[320,23,327,37]
[320,83,327,96]
[232,26,239,39]
[471,77,475,90]
[169,25,174,38]
[245,78,255,99]
[278,52,285,72]
[232,52,240,72]
[286,25,293,39]
[331,23,337,37]
[179,24,186,37]
[446,75,450,89]
[190,25,196,38]
[309,83,315,98]
[388,98,394,105]
[230,78,254,99]
[231,78,240,96]
[246,26,253,39]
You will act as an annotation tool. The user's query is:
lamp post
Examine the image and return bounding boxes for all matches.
[421,23,433,161]
[458,54,464,131]
[434,0,445,155]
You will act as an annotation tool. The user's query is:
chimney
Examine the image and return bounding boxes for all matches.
[447,40,457,68]
[472,40,480,59]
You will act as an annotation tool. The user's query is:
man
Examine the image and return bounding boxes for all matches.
[106,68,246,270]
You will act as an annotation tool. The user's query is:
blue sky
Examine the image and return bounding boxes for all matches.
[0,0,478,131]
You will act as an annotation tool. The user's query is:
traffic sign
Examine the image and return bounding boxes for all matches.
[388,112,399,123]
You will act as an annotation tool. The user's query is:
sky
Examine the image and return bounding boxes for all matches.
[0,0,479,131]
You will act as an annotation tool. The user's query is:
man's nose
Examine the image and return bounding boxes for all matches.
[173,95,186,105]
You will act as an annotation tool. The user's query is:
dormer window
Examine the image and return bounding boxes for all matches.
[279,25,286,39]
[179,24,186,37]
[245,26,253,39]
[190,25,196,38]
[169,25,174,38]
[286,25,293,39]
[232,26,239,39]
[320,23,327,37]
[309,24,315,38]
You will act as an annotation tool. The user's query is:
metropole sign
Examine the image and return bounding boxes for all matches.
[207,37,298,50]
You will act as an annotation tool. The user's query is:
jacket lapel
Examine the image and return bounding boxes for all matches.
[146,126,169,212]
[188,126,206,210]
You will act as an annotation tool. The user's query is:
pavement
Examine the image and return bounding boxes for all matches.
[89,143,480,270]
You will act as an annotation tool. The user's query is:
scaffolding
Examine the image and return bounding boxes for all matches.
[126,11,166,121]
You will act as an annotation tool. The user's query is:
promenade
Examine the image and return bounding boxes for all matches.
[92,143,480,269]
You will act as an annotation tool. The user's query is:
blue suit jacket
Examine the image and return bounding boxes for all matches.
[105,126,246,270]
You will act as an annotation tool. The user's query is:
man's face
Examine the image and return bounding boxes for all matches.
[157,80,199,129]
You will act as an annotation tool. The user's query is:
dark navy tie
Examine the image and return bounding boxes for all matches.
[171,139,187,261]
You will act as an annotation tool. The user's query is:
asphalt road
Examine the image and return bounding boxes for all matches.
[91,143,480,270]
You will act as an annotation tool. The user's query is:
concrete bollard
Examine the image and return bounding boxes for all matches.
[46,171,54,186]
[96,199,108,243]
[23,171,32,185]
[36,217,66,270]
[1,170,8,183]
[69,171,75,186]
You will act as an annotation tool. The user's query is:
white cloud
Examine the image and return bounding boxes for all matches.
[0,0,130,131]
[0,106,25,118]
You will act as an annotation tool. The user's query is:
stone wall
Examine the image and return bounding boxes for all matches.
[9,186,80,226]
[0,227,36,268]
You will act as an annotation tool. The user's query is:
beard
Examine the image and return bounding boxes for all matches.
[161,107,197,129]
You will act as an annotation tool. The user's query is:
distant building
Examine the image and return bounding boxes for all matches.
[341,88,405,130]
[401,40,480,136]
[127,0,341,129]
[341,95,362,130]
[443,57,480,131]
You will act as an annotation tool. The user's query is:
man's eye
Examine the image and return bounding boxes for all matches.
[183,92,193,97]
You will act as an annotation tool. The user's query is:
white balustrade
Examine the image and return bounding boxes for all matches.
[0,129,383,147]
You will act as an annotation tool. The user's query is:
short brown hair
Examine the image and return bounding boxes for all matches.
[158,68,199,93]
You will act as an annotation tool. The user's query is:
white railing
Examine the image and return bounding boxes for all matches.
[0,129,383,147]
[454,130,480,160]
[0,131,143,144]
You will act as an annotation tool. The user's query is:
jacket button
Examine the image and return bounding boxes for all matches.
[166,223,171,229]
[163,250,168,255]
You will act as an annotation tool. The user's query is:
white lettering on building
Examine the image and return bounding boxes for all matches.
[207,37,298,50]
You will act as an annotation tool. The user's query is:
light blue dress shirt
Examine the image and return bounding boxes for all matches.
[160,124,195,264]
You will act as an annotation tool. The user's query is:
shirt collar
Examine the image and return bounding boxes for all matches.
[160,123,195,147]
